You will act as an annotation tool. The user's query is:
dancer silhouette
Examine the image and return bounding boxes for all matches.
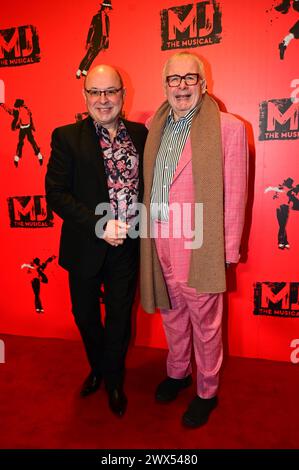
[76,1,112,79]
[0,99,43,167]
[275,0,299,59]
[21,256,56,313]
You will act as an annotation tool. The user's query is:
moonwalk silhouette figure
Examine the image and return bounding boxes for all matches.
[21,255,56,313]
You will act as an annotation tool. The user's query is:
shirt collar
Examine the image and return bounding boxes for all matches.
[168,105,199,126]
[94,118,126,138]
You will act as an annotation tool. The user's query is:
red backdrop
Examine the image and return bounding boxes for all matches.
[0,0,298,362]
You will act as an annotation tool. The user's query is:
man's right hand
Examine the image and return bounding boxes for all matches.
[103,220,130,247]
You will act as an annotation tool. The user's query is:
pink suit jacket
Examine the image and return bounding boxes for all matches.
[157,111,248,283]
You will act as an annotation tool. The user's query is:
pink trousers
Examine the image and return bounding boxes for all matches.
[154,221,223,398]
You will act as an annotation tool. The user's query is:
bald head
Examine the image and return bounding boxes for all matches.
[82,64,125,132]
[85,65,123,90]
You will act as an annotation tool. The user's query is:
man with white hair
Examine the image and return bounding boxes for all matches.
[140,52,248,428]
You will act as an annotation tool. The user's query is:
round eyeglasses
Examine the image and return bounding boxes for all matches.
[166,73,200,87]
[84,87,123,98]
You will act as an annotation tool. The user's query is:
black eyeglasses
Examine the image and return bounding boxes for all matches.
[84,87,123,98]
[166,73,201,87]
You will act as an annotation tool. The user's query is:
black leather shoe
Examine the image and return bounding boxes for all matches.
[80,372,102,397]
[279,41,287,60]
[155,375,192,402]
[182,395,218,428]
[107,387,127,417]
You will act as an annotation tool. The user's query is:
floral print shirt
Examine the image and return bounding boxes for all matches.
[95,120,139,223]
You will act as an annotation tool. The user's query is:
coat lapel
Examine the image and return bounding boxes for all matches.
[171,137,192,184]
[82,117,109,193]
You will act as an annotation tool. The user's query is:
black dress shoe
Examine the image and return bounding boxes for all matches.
[107,387,127,417]
[80,372,102,397]
[279,41,287,60]
[182,395,218,428]
[155,375,192,402]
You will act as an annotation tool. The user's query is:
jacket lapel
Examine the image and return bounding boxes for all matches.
[124,120,143,156]
[82,117,109,193]
[171,137,192,184]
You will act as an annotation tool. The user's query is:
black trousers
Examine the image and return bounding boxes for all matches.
[31,277,42,310]
[276,204,289,245]
[17,127,40,157]
[69,238,139,390]
[79,44,104,72]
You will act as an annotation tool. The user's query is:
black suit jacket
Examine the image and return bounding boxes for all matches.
[45,116,148,278]
[86,10,109,48]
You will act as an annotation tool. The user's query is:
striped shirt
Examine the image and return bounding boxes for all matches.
[150,106,198,221]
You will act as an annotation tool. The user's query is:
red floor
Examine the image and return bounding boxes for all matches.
[0,333,298,449]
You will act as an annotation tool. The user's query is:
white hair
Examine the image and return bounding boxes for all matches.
[162,51,207,93]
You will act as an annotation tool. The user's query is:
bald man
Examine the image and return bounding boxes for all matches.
[46,65,147,417]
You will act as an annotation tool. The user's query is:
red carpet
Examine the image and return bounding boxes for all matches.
[0,334,298,449]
